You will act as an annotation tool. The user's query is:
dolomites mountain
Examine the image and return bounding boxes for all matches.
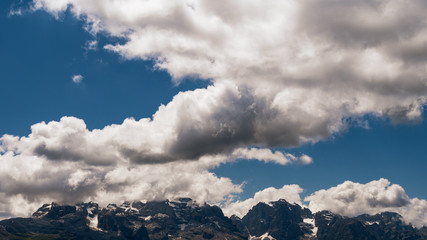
[0,198,426,240]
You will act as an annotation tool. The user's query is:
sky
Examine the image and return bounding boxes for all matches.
[0,0,427,227]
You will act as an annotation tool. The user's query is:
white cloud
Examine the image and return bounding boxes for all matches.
[72,74,83,84]
[8,1,29,17]
[0,82,313,166]
[0,148,243,218]
[31,0,427,145]
[2,0,426,221]
[84,40,98,50]
[305,179,427,227]
[8,8,22,16]
[223,179,427,227]
[223,184,304,218]
[232,148,312,165]
[0,113,309,218]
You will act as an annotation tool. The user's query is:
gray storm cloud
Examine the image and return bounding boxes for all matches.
[1,0,427,219]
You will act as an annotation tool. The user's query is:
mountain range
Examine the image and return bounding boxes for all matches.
[0,198,426,240]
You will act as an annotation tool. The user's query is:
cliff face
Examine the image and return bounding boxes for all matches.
[0,199,426,240]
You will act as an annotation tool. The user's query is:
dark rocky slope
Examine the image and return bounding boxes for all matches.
[1,198,426,240]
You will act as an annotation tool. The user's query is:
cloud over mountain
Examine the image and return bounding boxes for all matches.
[0,113,309,218]
[1,0,427,220]
[222,184,304,218]
[305,179,427,227]
[223,179,427,227]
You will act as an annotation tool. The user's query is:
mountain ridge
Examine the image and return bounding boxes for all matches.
[0,198,426,240]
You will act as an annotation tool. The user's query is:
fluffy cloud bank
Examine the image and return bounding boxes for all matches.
[305,179,427,228]
[0,149,240,218]
[0,81,312,166]
[223,179,427,227]
[0,114,309,218]
[27,0,427,160]
[8,0,422,165]
[2,0,427,220]
[222,184,304,218]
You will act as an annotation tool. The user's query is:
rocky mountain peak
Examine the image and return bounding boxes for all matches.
[1,198,426,239]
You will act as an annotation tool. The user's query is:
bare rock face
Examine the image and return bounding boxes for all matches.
[240,199,314,240]
[314,211,425,240]
[0,198,426,240]
[0,198,245,240]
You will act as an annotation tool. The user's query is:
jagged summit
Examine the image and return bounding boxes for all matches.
[3,198,244,240]
[0,198,426,240]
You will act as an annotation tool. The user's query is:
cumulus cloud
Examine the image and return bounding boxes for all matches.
[0,148,243,218]
[72,74,83,84]
[232,148,312,165]
[224,179,427,227]
[0,82,313,166]
[305,179,427,227]
[2,0,427,220]
[222,184,304,218]
[0,114,308,218]
[31,0,427,152]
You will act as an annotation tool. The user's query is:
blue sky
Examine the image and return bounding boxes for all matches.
[1,0,427,224]
[215,119,427,200]
[0,1,208,135]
